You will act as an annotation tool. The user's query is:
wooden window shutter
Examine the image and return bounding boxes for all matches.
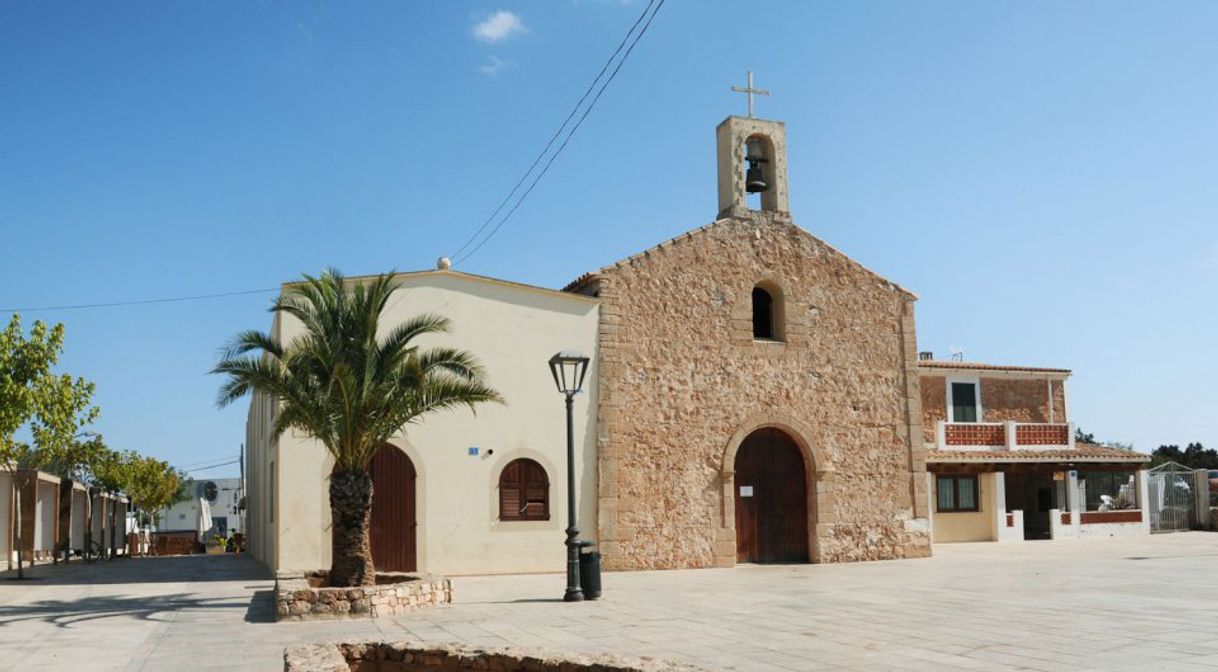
[500,487,521,521]
[498,458,549,521]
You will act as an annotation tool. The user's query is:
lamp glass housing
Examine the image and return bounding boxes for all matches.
[548,351,590,395]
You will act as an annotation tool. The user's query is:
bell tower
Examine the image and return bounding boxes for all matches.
[717,71,789,219]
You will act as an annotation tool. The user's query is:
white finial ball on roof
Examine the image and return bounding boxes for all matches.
[437,257,452,270]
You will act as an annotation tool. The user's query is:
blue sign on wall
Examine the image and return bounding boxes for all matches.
[468,446,479,456]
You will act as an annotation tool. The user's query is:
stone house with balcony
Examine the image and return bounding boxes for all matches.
[919,358,1149,543]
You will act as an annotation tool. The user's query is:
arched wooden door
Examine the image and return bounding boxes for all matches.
[734,428,810,563]
[369,444,417,572]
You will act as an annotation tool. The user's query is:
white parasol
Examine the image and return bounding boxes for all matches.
[196,497,213,542]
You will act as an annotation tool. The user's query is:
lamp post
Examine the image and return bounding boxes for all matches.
[548,351,590,603]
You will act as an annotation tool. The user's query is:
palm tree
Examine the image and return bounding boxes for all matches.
[213,269,503,586]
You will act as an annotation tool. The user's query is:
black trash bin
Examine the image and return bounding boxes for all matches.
[578,541,602,600]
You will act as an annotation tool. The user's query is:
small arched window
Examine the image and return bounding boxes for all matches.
[498,459,549,521]
[752,281,786,341]
[752,287,774,339]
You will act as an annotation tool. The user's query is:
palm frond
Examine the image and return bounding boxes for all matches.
[219,329,284,361]
[212,268,501,475]
[414,347,485,380]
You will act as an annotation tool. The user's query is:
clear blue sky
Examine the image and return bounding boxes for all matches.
[2,1,1216,475]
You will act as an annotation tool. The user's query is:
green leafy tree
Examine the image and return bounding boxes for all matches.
[46,432,108,561]
[91,447,126,492]
[1074,428,1096,445]
[87,447,128,560]
[1152,442,1218,469]
[0,315,63,456]
[30,374,99,464]
[31,372,99,558]
[1073,428,1135,452]
[113,453,182,556]
[0,315,98,577]
[212,269,503,586]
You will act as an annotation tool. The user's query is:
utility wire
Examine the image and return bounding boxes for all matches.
[179,455,241,470]
[450,0,657,260]
[1,288,278,313]
[451,0,666,266]
[4,1,666,310]
[186,459,241,473]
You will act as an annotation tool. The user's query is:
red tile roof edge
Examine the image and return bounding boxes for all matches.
[927,445,1150,464]
[918,361,1072,375]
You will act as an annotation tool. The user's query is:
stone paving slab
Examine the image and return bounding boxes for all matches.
[0,534,1216,671]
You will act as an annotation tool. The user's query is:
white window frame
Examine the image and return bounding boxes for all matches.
[946,375,983,423]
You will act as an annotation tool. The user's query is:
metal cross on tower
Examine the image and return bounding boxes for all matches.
[731,70,770,119]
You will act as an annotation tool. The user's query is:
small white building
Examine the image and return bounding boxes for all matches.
[159,477,244,539]
[244,271,599,577]
[88,490,129,557]
[1,469,61,568]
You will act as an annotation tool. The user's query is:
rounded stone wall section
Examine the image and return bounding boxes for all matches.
[283,641,708,672]
[275,571,452,621]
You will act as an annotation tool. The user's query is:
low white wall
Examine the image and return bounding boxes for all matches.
[111,501,129,554]
[998,509,1024,542]
[36,482,56,552]
[1077,520,1147,538]
[70,490,87,550]
[91,495,109,549]
[0,473,12,567]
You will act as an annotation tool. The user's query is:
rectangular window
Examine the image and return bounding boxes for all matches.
[936,478,955,511]
[936,475,980,512]
[1078,471,1136,511]
[950,382,979,423]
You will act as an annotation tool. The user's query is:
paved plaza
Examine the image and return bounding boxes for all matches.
[1,533,1216,671]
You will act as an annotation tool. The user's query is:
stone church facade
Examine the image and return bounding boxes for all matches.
[566,116,929,569]
[248,111,1140,579]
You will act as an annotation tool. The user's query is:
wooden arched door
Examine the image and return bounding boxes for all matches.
[369,444,417,572]
[734,428,810,563]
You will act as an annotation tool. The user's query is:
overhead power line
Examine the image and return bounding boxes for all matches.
[179,455,241,470]
[1,288,278,314]
[4,2,666,312]
[450,0,658,261]
[450,0,666,266]
[187,459,241,473]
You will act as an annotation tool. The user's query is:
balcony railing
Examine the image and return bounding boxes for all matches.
[936,421,1074,451]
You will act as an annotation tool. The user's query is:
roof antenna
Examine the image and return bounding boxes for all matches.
[949,347,965,362]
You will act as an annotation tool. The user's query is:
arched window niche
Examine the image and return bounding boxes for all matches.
[742,133,778,212]
[498,458,550,522]
[752,281,786,342]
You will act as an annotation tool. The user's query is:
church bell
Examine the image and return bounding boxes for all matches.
[745,138,769,193]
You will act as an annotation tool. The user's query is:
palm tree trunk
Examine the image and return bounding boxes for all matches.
[328,469,375,587]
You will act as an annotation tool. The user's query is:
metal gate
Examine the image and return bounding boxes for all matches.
[1148,462,1197,533]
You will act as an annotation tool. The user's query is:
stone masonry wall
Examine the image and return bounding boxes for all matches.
[284,641,707,672]
[920,375,947,445]
[275,572,451,621]
[588,212,929,570]
[920,375,1067,444]
[982,378,1066,425]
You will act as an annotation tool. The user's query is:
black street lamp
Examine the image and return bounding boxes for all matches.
[548,350,590,602]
